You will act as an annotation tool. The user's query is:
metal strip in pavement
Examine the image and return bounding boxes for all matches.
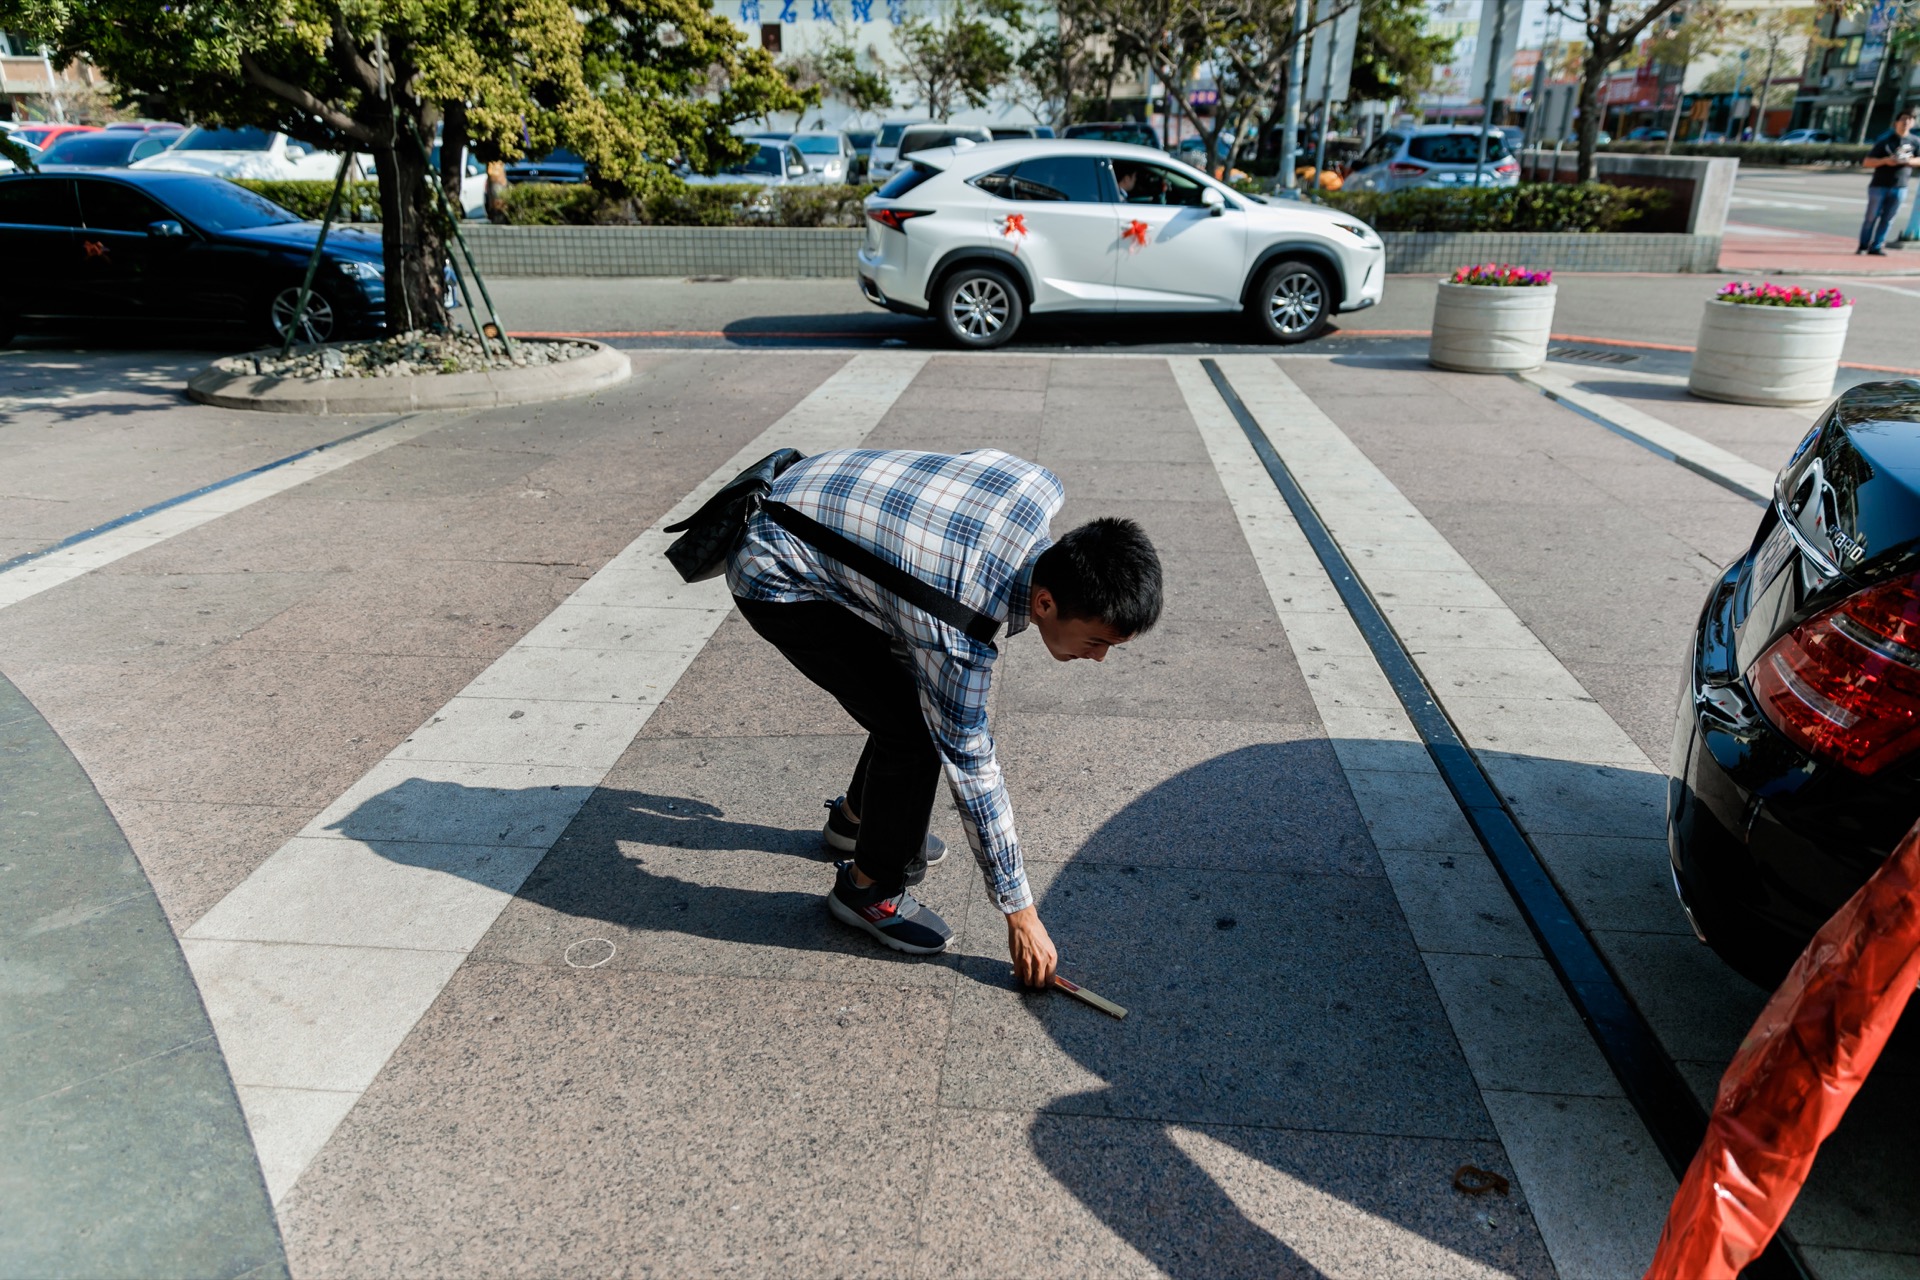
[1194,356,1811,1280]
[179,350,928,1204]
[0,413,448,611]
[1516,365,1774,507]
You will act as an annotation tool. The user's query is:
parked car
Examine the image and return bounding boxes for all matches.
[503,148,588,184]
[10,123,100,151]
[353,145,486,216]
[1498,125,1526,155]
[1671,381,1920,987]
[39,130,174,167]
[873,123,994,183]
[868,118,935,182]
[1776,128,1836,145]
[1625,126,1669,141]
[0,170,390,346]
[681,140,814,186]
[1063,121,1161,149]
[104,120,185,135]
[1035,126,1057,138]
[777,131,858,183]
[132,126,340,181]
[1343,126,1519,192]
[990,125,1042,141]
[0,138,44,173]
[857,139,1384,348]
[843,129,877,181]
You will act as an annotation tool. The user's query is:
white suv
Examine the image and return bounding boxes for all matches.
[857,140,1385,348]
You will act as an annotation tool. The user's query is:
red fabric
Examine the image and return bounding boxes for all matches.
[1645,818,1920,1279]
[1001,213,1027,241]
[1123,219,1149,249]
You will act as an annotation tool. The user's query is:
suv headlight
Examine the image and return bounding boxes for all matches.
[335,259,383,280]
[1331,222,1374,242]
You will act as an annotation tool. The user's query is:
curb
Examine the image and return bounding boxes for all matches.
[185,340,632,414]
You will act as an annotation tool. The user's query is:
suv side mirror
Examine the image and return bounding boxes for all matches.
[1201,186,1226,216]
[146,219,186,238]
[788,162,808,178]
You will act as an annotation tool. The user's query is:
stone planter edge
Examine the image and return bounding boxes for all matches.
[185,340,632,415]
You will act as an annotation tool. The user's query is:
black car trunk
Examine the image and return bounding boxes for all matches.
[1733,381,1920,677]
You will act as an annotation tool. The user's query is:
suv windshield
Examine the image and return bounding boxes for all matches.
[790,135,843,155]
[879,124,912,147]
[151,178,301,231]
[1407,133,1511,164]
[175,127,275,152]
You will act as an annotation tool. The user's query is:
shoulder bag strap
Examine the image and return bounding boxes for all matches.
[762,500,1002,646]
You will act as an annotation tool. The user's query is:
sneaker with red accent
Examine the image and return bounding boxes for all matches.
[826,861,953,955]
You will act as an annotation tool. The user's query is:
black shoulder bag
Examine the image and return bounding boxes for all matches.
[662,452,1002,646]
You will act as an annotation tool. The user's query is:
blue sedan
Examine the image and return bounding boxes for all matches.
[0,169,387,346]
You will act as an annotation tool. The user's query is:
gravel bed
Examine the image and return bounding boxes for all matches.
[220,332,595,380]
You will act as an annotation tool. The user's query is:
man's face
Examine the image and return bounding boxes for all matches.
[1030,587,1132,662]
[1901,115,1916,135]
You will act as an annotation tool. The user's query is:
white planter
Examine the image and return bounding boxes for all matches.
[1688,299,1851,406]
[1428,281,1558,373]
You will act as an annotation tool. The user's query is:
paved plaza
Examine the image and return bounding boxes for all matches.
[6,283,1920,1279]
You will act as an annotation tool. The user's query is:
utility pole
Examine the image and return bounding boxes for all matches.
[1473,0,1510,190]
[38,48,64,123]
[1279,0,1309,190]
[1730,47,1748,140]
[1312,13,1341,188]
[1526,15,1560,148]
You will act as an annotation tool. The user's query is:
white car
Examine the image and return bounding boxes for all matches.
[132,125,341,181]
[778,131,858,183]
[857,139,1385,348]
[871,123,993,184]
[868,118,933,183]
[682,140,816,187]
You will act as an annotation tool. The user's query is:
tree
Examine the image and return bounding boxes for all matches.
[893,0,1026,119]
[1548,0,1690,179]
[783,28,895,116]
[1647,1,1732,148]
[3,0,805,336]
[1004,0,1138,128]
[1348,0,1457,105]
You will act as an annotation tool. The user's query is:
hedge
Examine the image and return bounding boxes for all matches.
[231,178,382,221]
[498,181,877,227]
[1318,181,1671,233]
[1596,140,1871,166]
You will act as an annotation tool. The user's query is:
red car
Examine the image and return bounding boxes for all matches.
[9,123,100,151]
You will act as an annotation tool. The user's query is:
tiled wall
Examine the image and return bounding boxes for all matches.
[460,224,1721,279]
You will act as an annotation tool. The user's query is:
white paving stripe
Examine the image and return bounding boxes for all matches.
[1176,356,1677,1278]
[1518,364,1777,503]
[182,350,929,1203]
[0,415,451,610]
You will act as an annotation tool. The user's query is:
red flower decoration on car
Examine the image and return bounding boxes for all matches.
[1001,212,1028,251]
[1123,219,1150,250]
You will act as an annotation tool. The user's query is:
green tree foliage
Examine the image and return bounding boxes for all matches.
[783,31,895,115]
[893,0,1026,118]
[1348,0,1456,103]
[0,0,807,334]
[1548,0,1689,180]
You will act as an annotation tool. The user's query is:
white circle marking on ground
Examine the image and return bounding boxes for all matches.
[564,938,617,969]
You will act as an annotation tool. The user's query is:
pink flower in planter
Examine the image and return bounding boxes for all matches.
[1717,281,1851,308]
[1451,262,1552,287]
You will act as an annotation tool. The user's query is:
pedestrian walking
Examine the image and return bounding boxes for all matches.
[1859,107,1919,256]
[725,447,1162,988]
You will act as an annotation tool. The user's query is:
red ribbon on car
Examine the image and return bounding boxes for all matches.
[1644,816,1920,1279]
[1001,212,1027,249]
[1123,219,1150,250]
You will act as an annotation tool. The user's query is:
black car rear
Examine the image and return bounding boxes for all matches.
[1671,381,1920,986]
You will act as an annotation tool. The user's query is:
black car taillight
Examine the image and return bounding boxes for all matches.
[1748,572,1920,775]
[868,208,930,232]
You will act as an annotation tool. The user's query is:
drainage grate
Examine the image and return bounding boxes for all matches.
[1547,344,1639,365]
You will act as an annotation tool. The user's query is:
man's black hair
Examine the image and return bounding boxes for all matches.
[1031,518,1163,636]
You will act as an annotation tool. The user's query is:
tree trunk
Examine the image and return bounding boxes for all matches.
[1577,36,1609,183]
[1755,38,1779,140]
[375,101,449,336]
[1664,57,1687,152]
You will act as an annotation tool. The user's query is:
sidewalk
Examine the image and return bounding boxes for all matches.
[1720,220,1920,275]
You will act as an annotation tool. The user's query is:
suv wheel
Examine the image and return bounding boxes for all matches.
[1252,259,1331,344]
[936,265,1024,349]
[267,284,337,346]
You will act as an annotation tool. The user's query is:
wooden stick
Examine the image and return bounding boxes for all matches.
[1053,974,1127,1019]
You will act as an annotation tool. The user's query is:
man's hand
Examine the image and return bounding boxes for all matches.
[1005,906,1058,989]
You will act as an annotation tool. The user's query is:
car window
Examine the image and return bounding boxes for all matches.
[0,177,80,227]
[43,134,137,165]
[1065,124,1158,147]
[971,155,1106,202]
[1111,160,1211,207]
[148,179,299,231]
[176,126,275,152]
[790,135,843,155]
[876,161,939,199]
[899,127,986,153]
[846,132,876,149]
[722,144,786,176]
[1407,133,1511,164]
[77,179,171,231]
[132,138,168,162]
[1355,134,1399,169]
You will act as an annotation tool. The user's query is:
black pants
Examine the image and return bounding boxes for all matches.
[735,596,940,892]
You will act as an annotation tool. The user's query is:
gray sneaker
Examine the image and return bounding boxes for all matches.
[827,861,953,955]
[821,796,947,883]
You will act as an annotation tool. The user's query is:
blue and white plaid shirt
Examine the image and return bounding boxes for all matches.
[728,448,1064,914]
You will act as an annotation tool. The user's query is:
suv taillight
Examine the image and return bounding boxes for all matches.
[1495,158,1518,174]
[868,208,930,232]
[1748,573,1920,775]
[1388,162,1428,176]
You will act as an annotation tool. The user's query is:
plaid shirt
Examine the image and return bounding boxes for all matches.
[728,448,1063,914]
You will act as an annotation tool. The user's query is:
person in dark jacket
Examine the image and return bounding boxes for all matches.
[1860,107,1918,255]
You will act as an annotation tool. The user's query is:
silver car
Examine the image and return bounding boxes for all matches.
[1343,127,1519,193]
[683,140,816,187]
[776,132,857,184]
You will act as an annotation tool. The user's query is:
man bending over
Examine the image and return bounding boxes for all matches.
[728,448,1163,988]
